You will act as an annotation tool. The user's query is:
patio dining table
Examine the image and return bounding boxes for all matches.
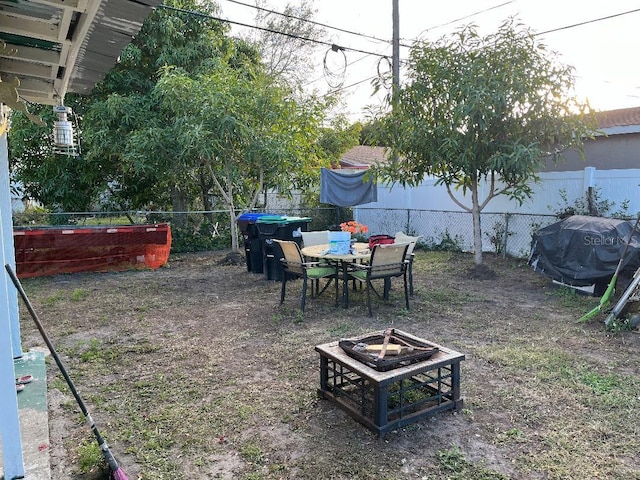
[301,242,371,308]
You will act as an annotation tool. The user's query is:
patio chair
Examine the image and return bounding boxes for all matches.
[301,230,331,294]
[394,232,422,296]
[346,242,410,317]
[273,240,338,312]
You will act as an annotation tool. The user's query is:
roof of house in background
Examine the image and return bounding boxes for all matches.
[340,105,640,169]
[0,0,162,106]
[339,145,390,169]
[596,106,640,135]
[596,106,640,128]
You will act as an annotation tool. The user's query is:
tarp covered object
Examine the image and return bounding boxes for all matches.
[320,168,377,207]
[529,215,640,288]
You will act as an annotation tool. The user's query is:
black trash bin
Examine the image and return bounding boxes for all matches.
[237,213,273,273]
[256,215,312,281]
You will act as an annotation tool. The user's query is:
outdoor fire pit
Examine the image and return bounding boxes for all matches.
[338,329,440,371]
[316,329,465,437]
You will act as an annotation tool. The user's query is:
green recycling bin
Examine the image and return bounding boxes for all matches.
[256,216,312,281]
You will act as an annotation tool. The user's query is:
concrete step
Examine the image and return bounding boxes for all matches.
[0,349,51,480]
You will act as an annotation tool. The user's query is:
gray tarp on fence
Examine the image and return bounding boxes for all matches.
[320,168,377,207]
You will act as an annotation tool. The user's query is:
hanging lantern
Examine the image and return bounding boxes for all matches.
[52,105,79,156]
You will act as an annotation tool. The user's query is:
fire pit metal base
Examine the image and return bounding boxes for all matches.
[315,330,465,438]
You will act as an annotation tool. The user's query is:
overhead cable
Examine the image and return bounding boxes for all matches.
[158,4,387,58]
[323,45,347,89]
[223,0,391,45]
[304,52,388,87]
[326,75,378,96]
[414,0,515,39]
[536,7,640,36]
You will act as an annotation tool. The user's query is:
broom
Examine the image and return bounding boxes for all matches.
[5,264,130,480]
[577,215,640,323]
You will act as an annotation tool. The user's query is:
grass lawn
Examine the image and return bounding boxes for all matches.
[16,250,640,479]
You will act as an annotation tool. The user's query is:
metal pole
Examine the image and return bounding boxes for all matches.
[503,214,509,258]
[392,0,400,102]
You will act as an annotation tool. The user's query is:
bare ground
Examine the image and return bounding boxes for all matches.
[16,250,640,479]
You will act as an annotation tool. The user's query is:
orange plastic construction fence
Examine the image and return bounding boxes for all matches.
[13,223,171,278]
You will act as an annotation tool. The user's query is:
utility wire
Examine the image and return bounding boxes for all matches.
[415,0,515,39]
[325,75,377,95]
[303,52,382,87]
[158,4,387,58]
[536,7,640,36]
[158,3,640,99]
[223,0,391,45]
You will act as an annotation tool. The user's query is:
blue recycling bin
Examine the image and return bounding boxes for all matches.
[237,212,273,273]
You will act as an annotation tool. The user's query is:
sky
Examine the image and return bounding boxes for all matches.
[219,0,640,120]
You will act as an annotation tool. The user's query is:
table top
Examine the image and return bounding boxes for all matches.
[301,242,371,262]
[315,329,465,383]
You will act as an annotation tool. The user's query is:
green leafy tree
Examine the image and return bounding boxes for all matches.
[373,19,596,265]
[9,0,329,246]
[317,116,361,167]
[8,0,231,214]
[151,64,324,251]
[83,0,235,216]
[359,117,389,147]
[83,0,326,247]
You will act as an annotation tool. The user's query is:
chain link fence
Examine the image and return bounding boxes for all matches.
[12,208,559,258]
[354,208,558,258]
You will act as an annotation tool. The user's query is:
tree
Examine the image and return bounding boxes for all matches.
[359,119,385,147]
[317,115,361,167]
[8,0,233,215]
[373,19,596,265]
[83,0,236,217]
[249,0,325,90]
[84,0,329,249]
[150,64,324,252]
[8,0,330,247]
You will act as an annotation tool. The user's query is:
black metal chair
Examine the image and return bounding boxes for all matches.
[273,240,338,312]
[347,242,410,317]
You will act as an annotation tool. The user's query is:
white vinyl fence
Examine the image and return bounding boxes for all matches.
[354,167,640,257]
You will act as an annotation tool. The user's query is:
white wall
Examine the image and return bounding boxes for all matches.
[354,167,640,257]
[363,168,640,216]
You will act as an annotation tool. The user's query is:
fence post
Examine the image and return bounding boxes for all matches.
[406,209,410,233]
[502,213,510,258]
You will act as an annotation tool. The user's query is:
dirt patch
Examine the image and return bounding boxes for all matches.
[16,250,640,479]
[466,263,497,280]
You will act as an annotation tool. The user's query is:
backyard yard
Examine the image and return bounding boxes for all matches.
[16,249,640,479]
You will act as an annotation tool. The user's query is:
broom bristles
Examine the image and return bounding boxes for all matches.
[111,467,129,480]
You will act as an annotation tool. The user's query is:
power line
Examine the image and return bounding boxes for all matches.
[325,75,377,95]
[536,7,640,36]
[222,0,391,45]
[158,4,387,58]
[158,3,640,104]
[303,52,381,87]
[414,0,515,39]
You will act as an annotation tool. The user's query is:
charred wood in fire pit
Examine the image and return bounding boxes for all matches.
[339,329,439,371]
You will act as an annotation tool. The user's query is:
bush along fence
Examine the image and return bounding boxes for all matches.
[13,208,563,258]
